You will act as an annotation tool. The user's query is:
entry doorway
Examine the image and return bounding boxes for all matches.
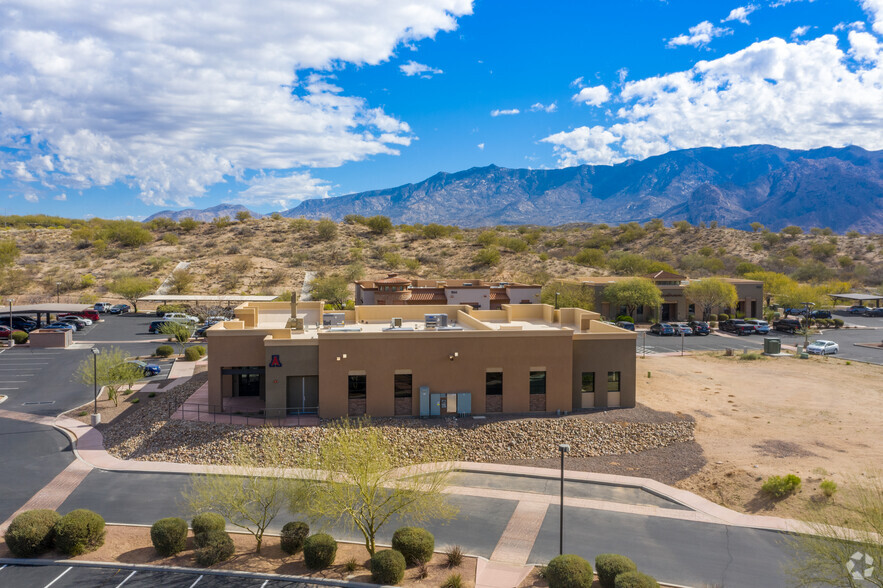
[660,303,676,322]
[235,373,261,397]
[287,376,319,414]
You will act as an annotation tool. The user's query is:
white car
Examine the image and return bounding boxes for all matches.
[806,340,839,355]
[60,315,92,326]
[163,312,199,324]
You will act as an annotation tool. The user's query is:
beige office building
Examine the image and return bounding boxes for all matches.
[206,300,636,420]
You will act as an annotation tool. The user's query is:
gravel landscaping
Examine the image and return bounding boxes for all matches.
[102,375,696,469]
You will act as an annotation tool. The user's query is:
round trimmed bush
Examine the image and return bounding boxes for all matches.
[718,313,730,321]
[614,315,634,323]
[303,533,337,570]
[194,530,234,566]
[11,330,28,344]
[370,549,406,584]
[54,509,106,556]
[4,509,61,557]
[708,314,718,322]
[151,517,188,556]
[184,346,202,361]
[546,554,593,588]
[191,513,225,536]
[596,554,638,588]
[615,571,659,588]
[280,521,309,555]
[155,345,174,357]
[194,345,206,357]
[391,526,434,565]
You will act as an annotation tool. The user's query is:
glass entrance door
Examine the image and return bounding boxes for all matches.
[287,376,319,414]
[236,373,261,397]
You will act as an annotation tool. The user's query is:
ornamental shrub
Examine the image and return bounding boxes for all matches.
[303,533,337,570]
[156,304,186,316]
[833,318,844,328]
[193,345,206,357]
[596,554,638,588]
[11,330,28,344]
[615,315,634,323]
[280,521,310,555]
[545,554,594,588]
[194,530,234,566]
[184,346,202,361]
[155,345,174,357]
[4,509,61,557]
[718,313,730,321]
[614,571,660,588]
[194,528,228,549]
[762,474,802,498]
[708,314,718,322]
[370,549,406,584]
[391,526,435,565]
[151,517,188,556]
[191,513,225,536]
[54,509,106,556]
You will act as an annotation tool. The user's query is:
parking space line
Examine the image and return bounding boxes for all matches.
[260,581,268,588]
[0,387,19,390]
[0,564,6,571]
[116,570,137,587]
[44,567,72,587]
[188,574,204,587]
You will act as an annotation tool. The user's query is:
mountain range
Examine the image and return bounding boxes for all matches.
[148,145,883,232]
[144,203,262,223]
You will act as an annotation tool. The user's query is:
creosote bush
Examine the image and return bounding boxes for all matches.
[280,521,309,555]
[4,509,61,557]
[614,571,660,588]
[151,517,188,556]
[54,509,106,556]
[194,529,235,566]
[819,479,838,498]
[596,554,638,588]
[762,474,802,498]
[303,533,337,570]
[370,549,406,584]
[391,526,435,565]
[546,554,594,588]
[191,512,225,536]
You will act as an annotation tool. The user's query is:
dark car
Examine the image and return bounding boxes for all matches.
[1,316,37,332]
[808,309,832,319]
[720,319,754,335]
[847,306,871,315]
[688,320,711,335]
[650,322,675,336]
[782,307,808,317]
[773,318,802,333]
[615,321,635,331]
[126,359,161,376]
[0,325,11,339]
[148,320,175,334]
[56,316,86,330]
[863,307,883,317]
[109,304,130,314]
[43,322,76,331]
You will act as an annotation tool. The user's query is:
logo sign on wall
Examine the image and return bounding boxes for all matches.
[269,354,282,368]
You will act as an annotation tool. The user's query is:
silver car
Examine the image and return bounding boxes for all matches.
[806,340,839,355]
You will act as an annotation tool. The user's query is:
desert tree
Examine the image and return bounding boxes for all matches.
[541,280,594,311]
[75,346,143,408]
[684,278,738,320]
[107,274,157,312]
[309,274,350,309]
[158,321,194,356]
[603,278,663,319]
[167,268,195,294]
[292,417,458,556]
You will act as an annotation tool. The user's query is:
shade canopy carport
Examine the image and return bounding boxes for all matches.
[828,293,883,307]
[138,294,279,306]
[2,303,96,327]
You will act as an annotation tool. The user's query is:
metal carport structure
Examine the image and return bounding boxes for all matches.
[828,292,883,307]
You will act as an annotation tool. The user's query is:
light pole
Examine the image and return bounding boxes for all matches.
[800,301,815,349]
[56,282,61,304]
[558,443,570,555]
[554,292,560,310]
[7,299,13,330]
[91,347,101,425]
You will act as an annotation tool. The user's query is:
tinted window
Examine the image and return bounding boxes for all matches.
[348,375,366,400]
[529,371,546,395]
[608,371,621,392]
[486,372,503,396]
[581,372,594,394]
[394,374,412,398]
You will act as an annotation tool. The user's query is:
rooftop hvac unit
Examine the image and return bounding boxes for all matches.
[391,317,403,328]
[322,313,345,326]
[424,313,448,329]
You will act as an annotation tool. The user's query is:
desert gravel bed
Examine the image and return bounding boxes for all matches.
[102,375,695,467]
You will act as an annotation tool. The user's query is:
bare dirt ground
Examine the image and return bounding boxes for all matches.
[637,352,883,523]
[0,526,476,587]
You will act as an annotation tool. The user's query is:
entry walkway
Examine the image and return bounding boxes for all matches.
[169,381,319,427]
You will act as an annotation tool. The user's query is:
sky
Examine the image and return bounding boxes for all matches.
[1,0,882,219]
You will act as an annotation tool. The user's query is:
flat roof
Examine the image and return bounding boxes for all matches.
[138,295,279,303]
[4,303,95,313]
[828,293,883,302]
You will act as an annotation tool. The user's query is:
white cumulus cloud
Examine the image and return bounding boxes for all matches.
[860,0,883,34]
[572,85,611,107]
[238,172,331,208]
[0,0,473,206]
[477,143,485,150]
[530,102,558,113]
[791,26,812,38]
[543,34,883,166]
[24,192,39,203]
[54,193,67,201]
[400,60,444,78]
[668,21,733,48]
[722,5,757,25]
[490,109,520,117]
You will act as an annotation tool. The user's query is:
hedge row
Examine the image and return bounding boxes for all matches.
[4,509,106,558]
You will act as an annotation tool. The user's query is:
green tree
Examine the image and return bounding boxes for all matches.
[179,217,199,231]
[167,268,195,294]
[158,321,194,356]
[235,211,251,222]
[541,281,594,310]
[603,278,663,319]
[293,417,458,556]
[0,239,20,267]
[317,218,337,241]
[781,225,804,237]
[366,215,394,235]
[74,346,143,408]
[684,278,738,320]
[749,222,765,232]
[309,275,350,309]
[107,274,157,312]
[473,247,501,267]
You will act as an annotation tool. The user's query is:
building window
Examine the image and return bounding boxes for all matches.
[486,372,503,396]
[348,375,366,400]
[529,371,546,395]
[607,371,621,392]
[581,372,595,394]
[394,374,412,398]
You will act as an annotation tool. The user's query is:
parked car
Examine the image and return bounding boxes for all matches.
[1,317,37,332]
[94,302,113,313]
[0,325,11,339]
[720,319,754,335]
[688,320,711,335]
[847,306,871,315]
[783,307,808,316]
[744,319,770,334]
[615,321,635,331]
[671,323,693,335]
[773,318,802,333]
[194,321,223,337]
[126,359,162,376]
[43,322,76,331]
[863,307,883,317]
[808,309,832,319]
[109,304,130,314]
[60,310,101,322]
[60,315,92,326]
[162,312,199,324]
[650,322,675,336]
[806,340,839,355]
[56,316,86,330]
[205,315,230,323]
[148,320,175,334]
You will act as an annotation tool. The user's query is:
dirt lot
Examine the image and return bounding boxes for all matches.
[637,352,883,522]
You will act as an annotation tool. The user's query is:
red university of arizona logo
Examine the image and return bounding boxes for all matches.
[268,355,282,367]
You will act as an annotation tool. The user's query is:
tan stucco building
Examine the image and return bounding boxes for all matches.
[583,271,764,322]
[355,274,542,310]
[206,300,636,419]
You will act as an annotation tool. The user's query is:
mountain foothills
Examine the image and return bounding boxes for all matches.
[145,204,262,223]
[281,145,883,232]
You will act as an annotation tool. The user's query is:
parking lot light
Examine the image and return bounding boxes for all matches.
[91,347,100,425]
[558,443,570,555]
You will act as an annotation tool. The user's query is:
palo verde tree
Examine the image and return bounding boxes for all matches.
[309,274,350,309]
[74,346,143,407]
[167,268,195,294]
[683,278,737,320]
[603,277,663,319]
[107,274,157,312]
[293,417,458,556]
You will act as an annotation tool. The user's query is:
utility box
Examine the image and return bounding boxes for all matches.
[419,386,430,417]
[456,392,472,415]
[763,337,781,355]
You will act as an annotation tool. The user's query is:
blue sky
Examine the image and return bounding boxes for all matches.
[1,0,880,219]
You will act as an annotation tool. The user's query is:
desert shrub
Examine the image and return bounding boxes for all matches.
[191,513,225,536]
[303,533,337,570]
[162,233,179,245]
[718,313,730,321]
[79,273,96,288]
[820,479,838,498]
[573,248,605,267]
[476,230,498,246]
[762,474,802,498]
[54,509,106,556]
[596,554,638,588]
[446,544,464,567]
[370,549,406,584]
[280,521,309,555]
[4,510,61,557]
[184,347,202,361]
[317,218,338,241]
[499,236,528,252]
[441,573,463,588]
[615,571,659,588]
[615,315,633,323]
[366,215,394,235]
[155,345,174,357]
[832,318,844,328]
[194,529,235,566]
[99,220,153,247]
[151,517,188,556]
[546,554,594,588]
[11,330,28,344]
[673,220,691,233]
[392,526,435,565]
[179,217,199,231]
[474,247,501,267]
[156,304,186,316]
[422,223,455,239]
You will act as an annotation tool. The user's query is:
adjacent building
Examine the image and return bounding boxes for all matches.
[355,274,542,310]
[582,271,764,322]
[206,299,636,420]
